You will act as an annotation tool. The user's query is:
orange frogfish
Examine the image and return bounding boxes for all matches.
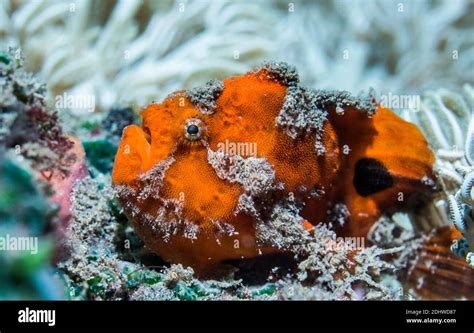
[112,62,435,273]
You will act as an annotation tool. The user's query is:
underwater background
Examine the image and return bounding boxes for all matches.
[0,0,473,300]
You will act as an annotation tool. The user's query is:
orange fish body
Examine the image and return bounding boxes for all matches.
[112,62,435,273]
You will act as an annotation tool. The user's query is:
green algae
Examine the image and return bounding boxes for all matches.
[0,51,11,65]
[0,157,60,299]
[250,283,276,297]
[82,139,116,173]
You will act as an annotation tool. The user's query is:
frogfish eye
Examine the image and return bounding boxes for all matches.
[184,118,204,141]
[187,124,199,135]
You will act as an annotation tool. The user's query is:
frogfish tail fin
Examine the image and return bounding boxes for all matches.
[405,226,474,300]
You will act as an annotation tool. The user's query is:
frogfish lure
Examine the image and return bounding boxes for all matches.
[112,62,435,273]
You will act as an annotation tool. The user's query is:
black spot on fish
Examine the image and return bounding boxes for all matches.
[353,158,394,196]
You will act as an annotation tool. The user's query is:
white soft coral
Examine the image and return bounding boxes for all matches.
[448,115,474,267]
